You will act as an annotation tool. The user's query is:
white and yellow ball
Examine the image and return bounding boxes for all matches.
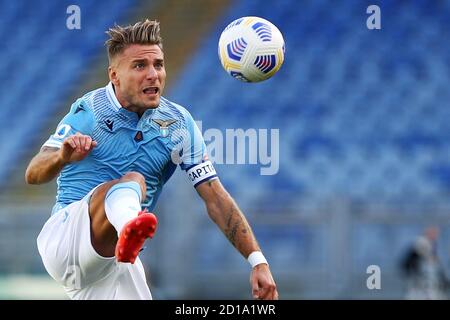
[218,16,285,82]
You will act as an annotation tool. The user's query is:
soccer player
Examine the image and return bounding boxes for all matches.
[25,19,278,300]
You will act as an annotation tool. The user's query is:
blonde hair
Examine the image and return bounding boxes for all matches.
[105,19,163,62]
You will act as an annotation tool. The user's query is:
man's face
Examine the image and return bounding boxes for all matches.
[109,44,166,111]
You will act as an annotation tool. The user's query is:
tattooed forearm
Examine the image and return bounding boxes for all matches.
[226,207,234,228]
[199,179,260,258]
[227,220,241,247]
[225,206,240,246]
[222,203,257,253]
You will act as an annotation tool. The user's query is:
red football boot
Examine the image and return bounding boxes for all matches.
[115,210,158,264]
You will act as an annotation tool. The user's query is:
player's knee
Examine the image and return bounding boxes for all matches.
[121,171,146,195]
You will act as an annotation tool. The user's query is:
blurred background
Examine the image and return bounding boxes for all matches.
[0,0,449,299]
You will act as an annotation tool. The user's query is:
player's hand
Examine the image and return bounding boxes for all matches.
[250,263,279,300]
[60,132,97,164]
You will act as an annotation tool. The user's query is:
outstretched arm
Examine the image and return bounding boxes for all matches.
[25,133,96,184]
[196,178,278,300]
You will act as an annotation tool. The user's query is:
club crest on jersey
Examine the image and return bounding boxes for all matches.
[152,119,177,138]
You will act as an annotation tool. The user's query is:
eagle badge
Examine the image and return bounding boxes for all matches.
[152,119,177,138]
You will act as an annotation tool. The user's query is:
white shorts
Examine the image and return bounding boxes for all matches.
[37,187,152,300]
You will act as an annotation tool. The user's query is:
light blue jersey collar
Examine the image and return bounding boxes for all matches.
[105,81,122,111]
[106,82,158,127]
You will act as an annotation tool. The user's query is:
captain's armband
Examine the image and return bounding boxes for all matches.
[186,160,218,187]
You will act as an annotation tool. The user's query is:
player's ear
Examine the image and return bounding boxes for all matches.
[108,65,119,86]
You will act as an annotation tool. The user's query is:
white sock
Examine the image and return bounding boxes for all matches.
[104,181,142,236]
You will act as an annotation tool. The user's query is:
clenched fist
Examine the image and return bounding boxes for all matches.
[60,132,97,164]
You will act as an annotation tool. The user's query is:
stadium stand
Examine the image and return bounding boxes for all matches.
[169,0,450,211]
[165,0,450,298]
[0,0,139,183]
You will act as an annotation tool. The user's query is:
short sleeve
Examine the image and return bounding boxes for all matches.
[178,110,218,187]
[43,99,94,149]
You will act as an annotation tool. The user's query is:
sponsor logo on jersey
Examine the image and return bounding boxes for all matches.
[74,104,85,114]
[104,119,114,131]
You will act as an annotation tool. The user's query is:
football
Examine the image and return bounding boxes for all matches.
[218,16,285,82]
